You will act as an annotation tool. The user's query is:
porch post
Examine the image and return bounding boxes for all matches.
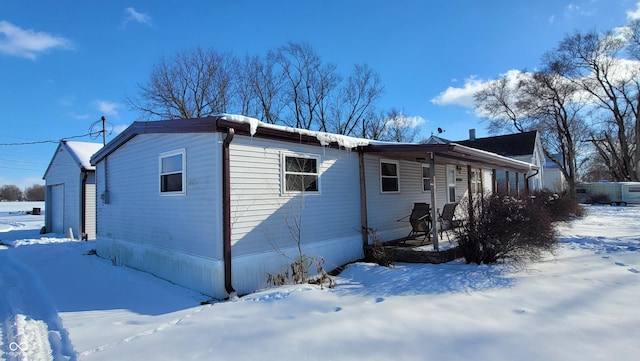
[505,171,511,194]
[515,171,520,197]
[480,167,485,198]
[467,165,473,220]
[492,169,497,194]
[429,152,439,251]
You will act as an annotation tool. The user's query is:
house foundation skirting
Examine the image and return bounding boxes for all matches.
[231,236,364,296]
[96,237,227,299]
[97,235,364,299]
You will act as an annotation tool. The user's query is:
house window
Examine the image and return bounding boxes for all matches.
[422,165,431,191]
[159,149,186,195]
[381,160,399,192]
[446,165,456,202]
[471,168,481,193]
[283,154,320,193]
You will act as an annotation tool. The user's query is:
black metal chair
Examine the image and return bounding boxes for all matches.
[398,202,432,243]
[438,202,462,240]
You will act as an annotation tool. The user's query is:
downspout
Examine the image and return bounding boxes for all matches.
[222,128,236,297]
[358,150,369,249]
[81,170,88,240]
[525,168,539,192]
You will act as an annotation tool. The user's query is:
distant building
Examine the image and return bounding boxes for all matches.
[43,140,102,240]
[542,154,567,193]
[457,129,545,191]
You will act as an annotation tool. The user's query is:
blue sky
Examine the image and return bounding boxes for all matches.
[0,0,636,188]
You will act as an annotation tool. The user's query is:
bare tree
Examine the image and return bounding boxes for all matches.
[519,70,587,195]
[0,185,23,201]
[128,43,394,142]
[128,47,238,120]
[24,184,45,201]
[276,42,341,130]
[473,69,587,195]
[546,30,639,181]
[327,63,384,136]
[474,72,533,133]
[238,52,286,124]
[362,108,420,142]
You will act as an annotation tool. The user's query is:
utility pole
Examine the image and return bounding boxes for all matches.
[101,116,106,146]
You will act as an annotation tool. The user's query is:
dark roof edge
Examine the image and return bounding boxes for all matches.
[90,116,351,165]
[91,116,223,165]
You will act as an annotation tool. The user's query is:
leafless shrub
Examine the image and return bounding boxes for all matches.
[458,193,557,264]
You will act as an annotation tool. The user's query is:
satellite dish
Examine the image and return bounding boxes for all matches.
[437,127,444,134]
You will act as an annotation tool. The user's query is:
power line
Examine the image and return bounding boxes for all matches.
[0,158,49,165]
[0,132,96,146]
[0,116,114,146]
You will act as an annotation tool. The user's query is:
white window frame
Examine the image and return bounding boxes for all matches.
[159,148,186,196]
[422,164,431,192]
[446,165,457,202]
[380,159,400,193]
[470,168,481,194]
[281,152,321,195]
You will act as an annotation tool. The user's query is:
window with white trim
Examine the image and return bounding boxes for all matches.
[283,154,320,193]
[159,149,186,195]
[471,168,481,193]
[422,164,431,191]
[380,160,399,192]
[446,165,456,202]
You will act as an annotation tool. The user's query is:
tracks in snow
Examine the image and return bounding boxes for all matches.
[0,252,76,361]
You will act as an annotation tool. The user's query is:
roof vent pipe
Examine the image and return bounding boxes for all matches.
[469,128,476,141]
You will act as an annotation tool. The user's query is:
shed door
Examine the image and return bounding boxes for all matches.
[51,184,64,234]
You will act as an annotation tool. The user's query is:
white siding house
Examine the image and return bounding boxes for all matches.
[458,130,545,192]
[43,140,102,240]
[90,115,537,299]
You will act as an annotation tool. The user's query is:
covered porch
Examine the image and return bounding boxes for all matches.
[357,139,538,253]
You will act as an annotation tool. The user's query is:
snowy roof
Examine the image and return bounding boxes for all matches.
[90,114,537,172]
[43,140,103,179]
[63,141,103,170]
[218,114,372,149]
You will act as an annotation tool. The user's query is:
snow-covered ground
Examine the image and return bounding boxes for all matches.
[1,202,639,361]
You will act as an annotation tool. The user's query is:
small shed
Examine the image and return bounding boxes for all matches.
[43,140,103,240]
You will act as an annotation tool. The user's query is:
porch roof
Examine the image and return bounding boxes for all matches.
[362,142,538,173]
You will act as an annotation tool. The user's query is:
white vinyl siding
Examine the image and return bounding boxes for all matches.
[365,155,433,242]
[228,136,362,259]
[95,133,221,258]
[84,173,97,239]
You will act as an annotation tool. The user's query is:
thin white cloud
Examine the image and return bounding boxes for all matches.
[68,112,90,120]
[628,1,640,20]
[0,20,72,60]
[431,76,488,108]
[121,7,152,27]
[388,114,425,129]
[112,124,129,135]
[94,100,120,118]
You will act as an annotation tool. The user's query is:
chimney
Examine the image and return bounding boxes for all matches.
[469,128,476,140]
